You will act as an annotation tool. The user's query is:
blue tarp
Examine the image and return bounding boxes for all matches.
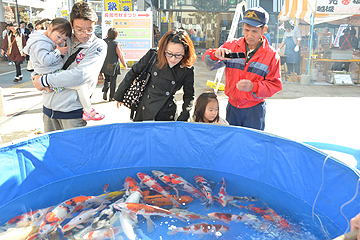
[0,122,359,233]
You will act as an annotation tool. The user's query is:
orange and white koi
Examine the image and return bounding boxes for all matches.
[27,195,108,240]
[218,177,227,207]
[113,202,188,231]
[168,173,206,200]
[167,223,229,238]
[137,172,180,206]
[0,207,52,233]
[124,176,143,197]
[143,194,193,207]
[169,208,212,221]
[208,212,242,224]
[82,226,122,240]
[194,175,213,210]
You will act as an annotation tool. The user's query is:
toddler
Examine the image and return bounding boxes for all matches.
[191,92,228,125]
[24,17,104,121]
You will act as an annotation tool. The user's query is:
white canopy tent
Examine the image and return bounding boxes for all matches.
[278,0,357,25]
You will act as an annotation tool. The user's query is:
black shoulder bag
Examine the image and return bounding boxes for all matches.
[62,48,83,70]
[122,52,157,120]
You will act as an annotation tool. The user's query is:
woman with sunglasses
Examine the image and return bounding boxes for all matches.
[115,28,197,121]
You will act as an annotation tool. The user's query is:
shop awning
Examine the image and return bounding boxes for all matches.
[278,0,355,25]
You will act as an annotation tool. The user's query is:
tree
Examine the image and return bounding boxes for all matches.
[193,0,231,12]
[3,5,15,23]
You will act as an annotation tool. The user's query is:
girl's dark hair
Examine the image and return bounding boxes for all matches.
[193,92,219,123]
[157,28,197,69]
[107,28,118,39]
[50,18,72,38]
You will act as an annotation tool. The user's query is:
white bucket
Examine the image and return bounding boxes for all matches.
[300,75,311,85]
[311,68,319,80]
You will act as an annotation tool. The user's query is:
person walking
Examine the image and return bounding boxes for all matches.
[101,28,127,102]
[115,28,197,122]
[203,6,282,131]
[1,22,26,82]
[2,23,13,65]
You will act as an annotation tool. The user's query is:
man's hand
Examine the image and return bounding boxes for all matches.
[1,49,4,56]
[31,75,44,91]
[236,80,253,92]
[214,48,232,60]
[57,44,68,55]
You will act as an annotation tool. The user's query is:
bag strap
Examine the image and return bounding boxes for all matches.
[62,48,84,70]
[8,36,16,48]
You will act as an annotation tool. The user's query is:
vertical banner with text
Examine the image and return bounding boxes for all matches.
[102,11,153,61]
[104,0,120,11]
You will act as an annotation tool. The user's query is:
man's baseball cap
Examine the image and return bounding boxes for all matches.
[240,6,269,27]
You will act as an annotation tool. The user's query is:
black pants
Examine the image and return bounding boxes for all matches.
[14,61,21,77]
[102,74,118,99]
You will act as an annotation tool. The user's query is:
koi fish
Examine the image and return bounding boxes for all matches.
[169,208,212,221]
[167,223,229,238]
[137,172,180,206]
[0,207,52,233]
[124,176,143,197]
[168,173,206,200]
[143,194,193,207]
[152,170,184,197]
[0,226,36,240]
[119,190,142,239]
[98,190,125,201]
[62,202,107,233]
[27,195,109,240]
[82,226,122,240]
[208,212,242,224]
[218,177,227,207]
[235,203,292,230]
[113,202,188,232]
[194,175,213,210]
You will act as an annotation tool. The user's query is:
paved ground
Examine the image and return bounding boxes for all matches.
[0,55,359,165]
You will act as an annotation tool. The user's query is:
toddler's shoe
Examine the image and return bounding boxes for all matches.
[82,108,105,121]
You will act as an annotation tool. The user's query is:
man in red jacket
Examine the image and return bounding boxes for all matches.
[203,6,282,130]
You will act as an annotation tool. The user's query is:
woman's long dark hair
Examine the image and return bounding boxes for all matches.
[157,28,197,69]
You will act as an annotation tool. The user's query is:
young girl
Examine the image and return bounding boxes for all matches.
[191,92,228,125]
[24,18,104,121]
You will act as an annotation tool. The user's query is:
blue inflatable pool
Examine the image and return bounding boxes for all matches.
[0,122,359,239]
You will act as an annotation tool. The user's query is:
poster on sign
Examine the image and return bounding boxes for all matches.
[316,0,360,14]
[102,11,153,61]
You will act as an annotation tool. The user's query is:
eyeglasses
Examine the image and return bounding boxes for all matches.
[74,29,94,35]
[165,52,184,59]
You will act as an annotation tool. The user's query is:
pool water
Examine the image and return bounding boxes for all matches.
[0,167,343,239]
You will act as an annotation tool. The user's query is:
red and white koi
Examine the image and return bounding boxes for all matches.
[0,207,52,233]
[152,170,184,197]
[124,176,143,197]
[218,177,227,207]
[208,212,242,224]
[137,172,180,206]
[169,208,212,221]
[194,175,213,210]
[168,173,206,200]
[167,223,229,238]
[82,226,122,240]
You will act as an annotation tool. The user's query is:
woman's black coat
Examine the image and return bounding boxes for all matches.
[114,49,194,121]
